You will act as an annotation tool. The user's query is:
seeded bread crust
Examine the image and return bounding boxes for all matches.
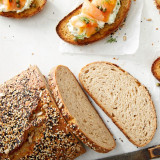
[56,0,131,45]
[151,57,160,81]
[48,66,116,153]
[79,61,157,147]
[0,0,46,18]
[0,66,85,160]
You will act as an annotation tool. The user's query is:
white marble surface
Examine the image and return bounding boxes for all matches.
[0,0,160,159]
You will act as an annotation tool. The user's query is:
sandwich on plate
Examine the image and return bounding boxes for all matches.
[0,0,47,18]
[56,0,131,45]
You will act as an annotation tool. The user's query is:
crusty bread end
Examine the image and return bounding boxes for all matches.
[0,0,46,18]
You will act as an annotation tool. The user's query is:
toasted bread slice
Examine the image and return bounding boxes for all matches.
[79,62,157,147]
[48,65,116,153]
[0,66,85,160]
[156,0,160,9]
[0,0,46,18]
[56,0,131,45]
[152,57,160,81]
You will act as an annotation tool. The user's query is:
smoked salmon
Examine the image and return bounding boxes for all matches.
[2,0,27,11]
[69,0,119,39]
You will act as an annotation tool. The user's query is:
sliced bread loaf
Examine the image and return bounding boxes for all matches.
[0,66,85,160]
[48,65,116,153]
[79,62,157,147]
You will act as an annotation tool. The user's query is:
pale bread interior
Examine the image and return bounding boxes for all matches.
[55,65,115,150]
[79,62,157,147]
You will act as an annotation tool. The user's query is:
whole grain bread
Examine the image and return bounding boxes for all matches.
[56,0,131,45]
[48,65,116,153]
[151,57,160,81]
[79,61,157,147]
[0,0,46,18]
[0,66,85,160]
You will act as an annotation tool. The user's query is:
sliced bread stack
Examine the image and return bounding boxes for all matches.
[0,66,85,160]
[48,65,116,153]
[79,62,157,147]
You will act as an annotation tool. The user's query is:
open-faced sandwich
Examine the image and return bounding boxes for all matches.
[156,0,160,9]
[56,0,131,45]
[0,0,47,18]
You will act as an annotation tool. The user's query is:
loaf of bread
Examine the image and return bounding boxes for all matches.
[79,62,157,147]
[48,65,116,153]
[0,0,46,18]
[0,66,85,160]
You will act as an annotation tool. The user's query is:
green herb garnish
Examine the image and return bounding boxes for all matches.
[79,17,90,24]
[74,34,86,41]
[95,27,100,32]
[105,0,111,3]
[97,5,107,12]
[107,37,117,43]
[156,83,160,87]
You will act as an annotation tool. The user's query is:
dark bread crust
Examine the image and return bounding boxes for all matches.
[0,0,46,18]
[79,61,157,147]
[48,65,116,153]
[0,66,86,160]
[152,57,160,81]
[56,0,131,45]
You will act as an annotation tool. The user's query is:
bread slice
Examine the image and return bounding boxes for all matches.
[48,65,116,153]
[156,0,160,9]
[0,0,46,18]
[56,0,131,45]
[79,62,157,147]
[0,66,85,160]
[152,57,160,81]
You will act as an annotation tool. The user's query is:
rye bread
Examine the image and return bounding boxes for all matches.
[0,0,46,18]
[48,65,116,153]
[0,66,85,160]
[56,0,131,45]
[79,61,157,147]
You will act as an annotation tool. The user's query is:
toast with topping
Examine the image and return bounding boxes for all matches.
[0,0,46,18]
[48,65,116,153]
[0,66,85,160]
[56,0,131,45]
[79,62,157,147]
[156,0,160,9]
[151,57,160,81]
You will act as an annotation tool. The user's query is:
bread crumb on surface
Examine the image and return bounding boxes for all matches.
[123,36,127,41]
[113,57,119,60]
[146,18,152,21]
